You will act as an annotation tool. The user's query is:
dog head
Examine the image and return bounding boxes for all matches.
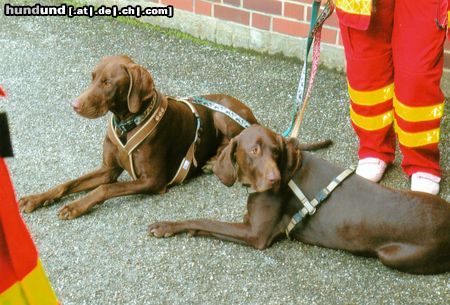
[71,55,155,119]
[213,124,302,192]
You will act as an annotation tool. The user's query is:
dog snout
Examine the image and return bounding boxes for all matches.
[71,99,81,111]
[266,169,281,185]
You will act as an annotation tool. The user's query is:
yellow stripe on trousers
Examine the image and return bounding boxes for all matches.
[394,120,440,148]
[350,106,393,131]
[0,260,59,305]
[348,82,394,106]
[393,94,444,122]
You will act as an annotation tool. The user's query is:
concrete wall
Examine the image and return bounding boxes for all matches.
[80,0,450,96]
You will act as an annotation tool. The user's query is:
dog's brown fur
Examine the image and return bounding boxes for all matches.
[149,124,450,274]
[19,55,257,219]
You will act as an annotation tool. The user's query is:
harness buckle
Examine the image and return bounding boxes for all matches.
[307,206,317,215]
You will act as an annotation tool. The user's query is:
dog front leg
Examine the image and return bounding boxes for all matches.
[148,219,274,249]
[19,166,123,213]
[57,178,162,220]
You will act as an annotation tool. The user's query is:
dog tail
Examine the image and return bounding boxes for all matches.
[299,139,332,151]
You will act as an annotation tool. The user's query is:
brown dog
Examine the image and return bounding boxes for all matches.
[148,124,450,274]
[19,55,257,219]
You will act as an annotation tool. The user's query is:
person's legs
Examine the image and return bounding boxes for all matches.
[339,0,396,181]
[392,0,446,194]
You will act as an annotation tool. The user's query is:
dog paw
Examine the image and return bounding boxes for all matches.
[201,160,215,174]
[148,222,176,238]
[19,195,52,213]
[58,201,87,220]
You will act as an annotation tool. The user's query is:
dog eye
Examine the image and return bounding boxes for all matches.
[102,79,111,86]
[272,149,280,158]
[250,146,259,155]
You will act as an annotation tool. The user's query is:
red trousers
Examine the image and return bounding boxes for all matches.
[338,0,447,177]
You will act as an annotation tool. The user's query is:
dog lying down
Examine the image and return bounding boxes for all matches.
[18,55,258,219]
[149,124,450,275]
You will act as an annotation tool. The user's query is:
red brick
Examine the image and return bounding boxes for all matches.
[320,27,338,44]
[161,0,193,11]
[284,2,305,20]
[272,18,309,37]
[223,0,241,7]
[194,0,212,16]
[243,0,282,15]
[325,12,339,27]
[252,13,271,30]
[214,4,250,25]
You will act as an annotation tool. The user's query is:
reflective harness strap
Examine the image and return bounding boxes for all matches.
[167,98,202,186]
[285,165,356,239]
[109,94,246,185]
[167,95,250,185]
[108,92,168,180]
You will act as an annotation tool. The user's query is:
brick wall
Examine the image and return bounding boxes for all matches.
[151,0,342,46]
[84,0,450,95]
[142,0,450,95]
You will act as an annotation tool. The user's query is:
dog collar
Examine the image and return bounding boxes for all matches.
[113,92,158,136]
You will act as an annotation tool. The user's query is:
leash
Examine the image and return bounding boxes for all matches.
[190,96,252,128]
[283,0,335,139]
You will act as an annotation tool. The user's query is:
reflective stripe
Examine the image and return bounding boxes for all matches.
[336,0,372,16]
[394,95,444,122]
[0,260,59,305]
[350,106,393,131]
[395,121,440,147]
[348,82,394,106]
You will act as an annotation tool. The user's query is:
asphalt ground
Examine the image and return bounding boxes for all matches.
[1,1,449,304]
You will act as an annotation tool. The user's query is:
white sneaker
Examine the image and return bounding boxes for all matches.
[411,172,440,195]
[356,158,387,182]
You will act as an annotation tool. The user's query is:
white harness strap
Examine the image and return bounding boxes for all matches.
[286,166,356,239]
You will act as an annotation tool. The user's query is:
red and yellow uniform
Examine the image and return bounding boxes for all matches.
[336,0,447,177]
[0,159,59,305]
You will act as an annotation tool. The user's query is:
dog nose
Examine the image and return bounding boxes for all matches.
[71,99,81,110]
[267,170,281,184]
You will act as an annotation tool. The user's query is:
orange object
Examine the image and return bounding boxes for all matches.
[0,159,59,305]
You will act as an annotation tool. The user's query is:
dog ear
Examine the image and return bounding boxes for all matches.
[213,138,238,187]
[278,136,302,184]
[123,64,154,113]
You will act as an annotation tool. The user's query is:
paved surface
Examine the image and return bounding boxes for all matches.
[1,1,449,304]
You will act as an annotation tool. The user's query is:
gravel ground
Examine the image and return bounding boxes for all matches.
[1,1,449,304]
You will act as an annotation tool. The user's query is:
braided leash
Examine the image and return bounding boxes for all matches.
[283,0,335,139]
